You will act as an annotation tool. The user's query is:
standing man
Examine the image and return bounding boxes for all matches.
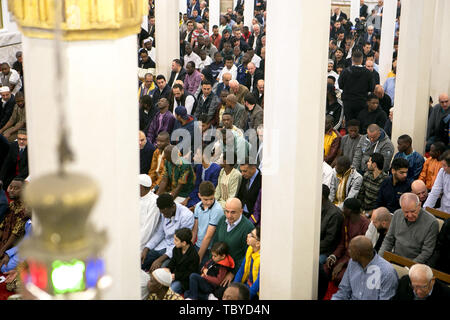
[237,162,261,223]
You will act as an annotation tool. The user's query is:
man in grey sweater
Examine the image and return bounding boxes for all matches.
[379,193,439,264]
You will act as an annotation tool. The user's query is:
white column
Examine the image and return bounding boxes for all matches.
[350,0,360,23]
[155,0,180,79]
[22,36,141,299]
[378,0,397,85]
[429,0,450,101]
[392,0,437,154]
[243,0,255,28]
[209,0,221,36]
[260,0,330,300]
[179,0,187,14]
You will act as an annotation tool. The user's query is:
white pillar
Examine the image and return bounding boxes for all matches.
[155,0,180,79]
[429,0,450,102]
[179,0,187,14]
[392,0,437,154]
[350,0,360,23]
[378,0,397,85]
[23,35,141,299]
[260,0,330,300]
[209,0,221,36]
[243,0,255,28]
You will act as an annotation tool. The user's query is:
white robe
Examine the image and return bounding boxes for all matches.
[140,191,160,252]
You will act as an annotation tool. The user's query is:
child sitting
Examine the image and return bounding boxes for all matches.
[166,228,199,294]
[184,242,235,300]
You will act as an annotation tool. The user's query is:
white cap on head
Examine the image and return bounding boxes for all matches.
[139,174,152,187]
[151,268,172,287]
[0,86,10,93]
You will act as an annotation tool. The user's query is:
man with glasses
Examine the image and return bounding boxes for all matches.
[393,264,450,300]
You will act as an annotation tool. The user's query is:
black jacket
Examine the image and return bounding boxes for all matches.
[237,170,262,218]
[245,69,264,94]
[152,85,171,108]
[168,68,187,88]
[0,141,28,190]
[0,96,15,129]
[430,219,450,274]
[140,142,155,174]
[167,244,199,291]
[393,275,450,300]
[320,200,343,255]
[338,65,375,102]
[357,107,387,134]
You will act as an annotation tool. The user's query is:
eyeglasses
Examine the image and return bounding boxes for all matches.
[409,280,431,291]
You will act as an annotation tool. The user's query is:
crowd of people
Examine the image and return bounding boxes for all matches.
[0,0,448,300]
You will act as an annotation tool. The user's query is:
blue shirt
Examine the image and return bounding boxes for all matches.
[332,252,399,300]
[393,151,425,180]
[383,77,396,106]
[145,203,194,258]
[243,170,259,213]
[193,200,224,248]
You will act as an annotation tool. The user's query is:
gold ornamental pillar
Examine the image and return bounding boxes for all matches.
[9,0,148,299]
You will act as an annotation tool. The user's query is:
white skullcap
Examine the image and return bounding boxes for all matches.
[139,174,152,187]
[143,39,150,44]
[0,86,10,93]
[147,36,154,42]
[151,268,172,287]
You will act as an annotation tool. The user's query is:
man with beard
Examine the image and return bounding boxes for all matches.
[0,91,26,142]
[146,98,175,146]
[365,207,392,252]
[171,83,196,116]
[0,129,28,191]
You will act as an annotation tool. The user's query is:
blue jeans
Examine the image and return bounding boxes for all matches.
[184,273,214,300]
[194,245,211,269]
[319,254,328,266]
[171,281,184,294]
[141,248,166,271]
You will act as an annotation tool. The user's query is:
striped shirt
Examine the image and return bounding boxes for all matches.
[332,253,398,300]
[358,171,388,211]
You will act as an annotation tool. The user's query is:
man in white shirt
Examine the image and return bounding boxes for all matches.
[0,63,22,95]
[184,44,202,69]
[217,56,238,82]
[139,174,160,252]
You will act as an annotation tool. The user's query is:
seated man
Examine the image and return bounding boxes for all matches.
[379,193,439,264]
[222,282,250,300]
[329,156,363,209]
[331,236,398,300]
[393,264,450,300]
[141,193,194,272]
[324,198,369,286]
[147,268,184,300]
[139,174,160,252]
[356,93,387,134]
[320,185,344,265]
[0,92,26,142]
[148,132,170,192]
[358,153,388,214]
[324,115,341,165]
[423,150,450,213]
[139,130,155,174]
[430,218,450,274]
[0,128,28,192]
[376,158,412,213]
[336,119,362,165]
[418,141,445,190]
[393,134,425,181]
[157,145,195,204]
[364,207,392,253]
[411,180,428,205]
[146,98,176,146]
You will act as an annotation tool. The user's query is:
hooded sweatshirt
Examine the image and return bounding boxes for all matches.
[352,129,395,173]
[201,254,235,287]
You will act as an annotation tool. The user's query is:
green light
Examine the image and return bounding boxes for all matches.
[51,260,86,294]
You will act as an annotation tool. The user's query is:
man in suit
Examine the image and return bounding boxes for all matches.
[248,24,263,52]
[152,75,171,108]
[331,7,347,24]
[360,0,369,19]
[245,62,264,95]
[0,128,28,191]
[253,79,264,109]
[181,20,195,44]
[167,59,187,88]
[237,162,261,224]
[0,87,15,131]
[393,264,450,300]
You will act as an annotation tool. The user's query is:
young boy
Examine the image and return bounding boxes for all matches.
[192,181,224,266]
[167,228,200,294]
[184,241,235,300]
[334,119,362,167]
[419,141,446,190]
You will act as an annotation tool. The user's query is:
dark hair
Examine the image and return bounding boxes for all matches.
[327,75,336,83]
[322,184,330,199]
[156,193,175,209]
[139,49,148,56]
[198,114,209,123]
[201,80,212,87]
[346,119,360,128]
[222,111,233,118]
[172,59,182,66]
[140,95,153,108]
[255,226,260,241]
[364,41,372,47]
[224,55,234,62]
[336,156,351,170]
[352,50,363,60]
[175,228,192,244]
[226,282,250,300]
[199,181,215,197]
[186,61,196,69]
[398,134,412,145]
[223,151,238,165]
[391,158,409,171]
[432,141,446,154]
[172,83,184,91]
[370,152,385,171]
[440,150,450,166]
[156,74,166,81]
[367,93,379,101]
[343,198,362,214]
[211,241,229,256]
[244,92,257,105]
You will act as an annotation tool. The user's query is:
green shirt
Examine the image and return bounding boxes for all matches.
[162,159,195,198]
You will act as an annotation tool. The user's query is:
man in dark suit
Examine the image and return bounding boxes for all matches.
[360,0,369,18]
[331,7,347,24]
[0,87,15,130]
[139,130,155,174]
[181,20,195,44]
[245,62,264,95]
[237,162,261,224]
[248,24,263,52]
[0,128,28,191]
[393,264,450,300]
[152,75,171,108]
[167,59,187,88]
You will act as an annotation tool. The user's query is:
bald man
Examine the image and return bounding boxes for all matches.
[411,180,428,204]
[245,62,264,94]
[426,93,449,151]
[139,130,155,174]
[365,207,392,252]
[332,236,398,300]
[210,198,255,291]
[393,263,450,300]
[379,193,439,264]
[225,94,246,129]
[229,80,249,105]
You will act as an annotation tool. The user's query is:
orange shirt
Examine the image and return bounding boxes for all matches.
[418,157,443,190]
